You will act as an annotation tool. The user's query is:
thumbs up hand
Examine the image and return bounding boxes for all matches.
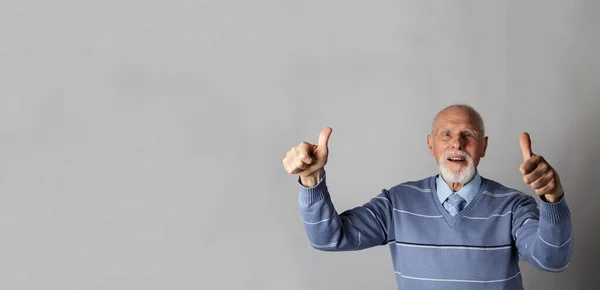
[519,132,564,203]
[283,127,332,187]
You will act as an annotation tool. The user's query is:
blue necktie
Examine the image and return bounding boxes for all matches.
[445,193,466,216]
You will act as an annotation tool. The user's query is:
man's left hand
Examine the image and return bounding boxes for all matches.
[519,132,564,203]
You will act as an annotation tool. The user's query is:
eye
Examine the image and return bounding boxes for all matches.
[443,132,451,137]
[465,132,473,137]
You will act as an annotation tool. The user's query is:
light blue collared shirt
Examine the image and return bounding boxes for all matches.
[436,171,482,208]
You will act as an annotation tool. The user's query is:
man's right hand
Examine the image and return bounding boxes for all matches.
[283,127,332,187]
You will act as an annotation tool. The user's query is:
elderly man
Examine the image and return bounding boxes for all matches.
[283,104,573,290]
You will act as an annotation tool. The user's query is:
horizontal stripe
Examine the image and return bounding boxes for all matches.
[462,211,512,220]
[393,208,443,218]
[515,218,536,239]
[539,235,572,248]
[483,191,520,197]
[395,271,521,283]
[395,241,512,250]
[364,206,377,219]
[302,213,336,225]
[374,196,392,205]
[532,254,570,272]
[399,184,432,192]
[310,241,337,248]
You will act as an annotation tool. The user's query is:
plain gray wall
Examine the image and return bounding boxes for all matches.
[0,1,598,289]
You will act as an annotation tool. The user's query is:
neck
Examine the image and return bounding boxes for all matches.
[442,175,475,192]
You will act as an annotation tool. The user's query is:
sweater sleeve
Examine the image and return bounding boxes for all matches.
[297,174,395,251]
[511,193,573,272]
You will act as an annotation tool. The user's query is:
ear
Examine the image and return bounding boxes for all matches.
[427,135,434,155]
[481,136,489,158]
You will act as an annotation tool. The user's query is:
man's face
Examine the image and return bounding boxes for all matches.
[427,108,488,183]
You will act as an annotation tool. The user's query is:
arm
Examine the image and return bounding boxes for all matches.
[298,173,394,251]
[512,194,573,272]
[283,128,393,251]
[514,132,573,271]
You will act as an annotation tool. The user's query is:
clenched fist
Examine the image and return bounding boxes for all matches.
[519,132,564,203]
[283,127,332,187]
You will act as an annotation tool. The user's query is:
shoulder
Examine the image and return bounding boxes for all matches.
[481,176,534,202]
[388,176,435,194]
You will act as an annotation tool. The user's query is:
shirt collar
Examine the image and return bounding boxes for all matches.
[435,171,482,205]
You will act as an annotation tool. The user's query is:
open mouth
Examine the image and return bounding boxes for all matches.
[447,157,466,164]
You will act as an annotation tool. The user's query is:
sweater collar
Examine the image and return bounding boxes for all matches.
[435,171,482,205]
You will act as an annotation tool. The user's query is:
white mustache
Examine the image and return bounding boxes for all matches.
[439,150,473,163]
[442,150,471,159]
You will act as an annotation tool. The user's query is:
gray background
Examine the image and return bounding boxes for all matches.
[0,1,598,289]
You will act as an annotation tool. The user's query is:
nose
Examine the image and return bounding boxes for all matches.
[450,135,466,150]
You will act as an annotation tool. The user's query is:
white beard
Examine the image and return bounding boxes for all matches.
[439,150,476,184]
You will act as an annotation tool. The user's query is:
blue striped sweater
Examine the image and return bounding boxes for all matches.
[298,174,573,290]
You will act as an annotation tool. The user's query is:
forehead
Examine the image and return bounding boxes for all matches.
[433,108,481,132]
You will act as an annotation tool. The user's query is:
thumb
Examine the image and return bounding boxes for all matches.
[519,132,533,161]
[317,127,333,151]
